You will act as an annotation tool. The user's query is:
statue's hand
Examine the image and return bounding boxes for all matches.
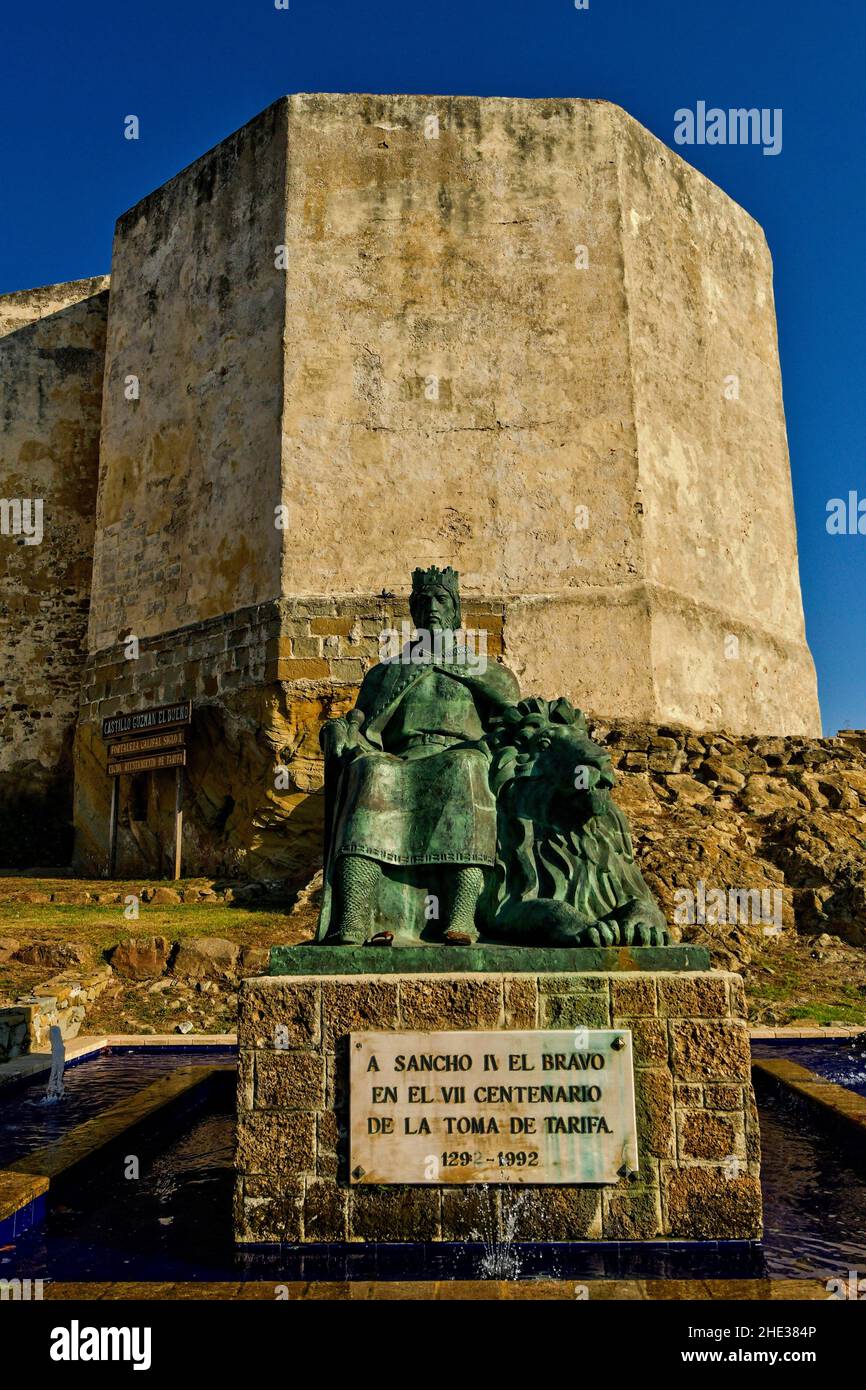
[321,717,348,759]
[321,709,366,760]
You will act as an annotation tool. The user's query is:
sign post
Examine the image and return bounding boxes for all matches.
[107,773,119,880]
[174,763,184,882]
[101,700,192,881]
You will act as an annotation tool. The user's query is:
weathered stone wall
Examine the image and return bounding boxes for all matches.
[276,94,652,721]
[616,125,815,731]
[84,93,818,736]
[235,969,762,1243]
[0,277,109,864]
[87,99,287,653]
[73,597,502,877]
[275,93,817,733]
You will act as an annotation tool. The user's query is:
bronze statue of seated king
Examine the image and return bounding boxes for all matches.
[317,566,668,949]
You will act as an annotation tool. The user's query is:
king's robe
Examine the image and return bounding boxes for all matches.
[317,653,519,937]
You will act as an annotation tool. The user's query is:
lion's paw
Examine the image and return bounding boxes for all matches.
[580,920,620,947]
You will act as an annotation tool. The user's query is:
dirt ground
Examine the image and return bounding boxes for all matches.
[739,929,866,1026]
[1,873,865,1034]
[0,875,318,1036]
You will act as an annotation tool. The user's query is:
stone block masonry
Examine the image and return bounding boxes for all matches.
[1,93,824,873]
[235,969,761,1244]
[0,277,109,864]
[73,595,504,878]
[89,93,818,736]
[0,964,113,1062]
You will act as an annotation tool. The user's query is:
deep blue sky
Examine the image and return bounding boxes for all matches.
[1,0,863,733]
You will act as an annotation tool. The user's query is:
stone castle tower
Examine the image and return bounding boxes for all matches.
[0,94,820,877]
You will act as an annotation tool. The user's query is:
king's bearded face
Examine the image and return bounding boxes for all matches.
[410,586,457,633]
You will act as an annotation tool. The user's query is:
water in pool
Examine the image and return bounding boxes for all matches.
[752,1035,866,1096]
[2,1044,864,1282]
[0,1047,233,1168]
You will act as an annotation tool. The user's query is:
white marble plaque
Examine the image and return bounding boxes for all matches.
[349,1029,637,1184]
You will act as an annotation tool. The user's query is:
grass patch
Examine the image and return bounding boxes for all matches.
[0,902,295,947]
[784,1001,866,1027]
[744,932,866,1026]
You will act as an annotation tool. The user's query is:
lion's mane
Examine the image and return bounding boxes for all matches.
[482,697,651,932]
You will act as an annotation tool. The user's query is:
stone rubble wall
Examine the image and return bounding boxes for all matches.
[0,277,109,865]
[0,965,112,1062]
[596,724,866,958]
[235,969,761,1244]
[0,1007,31,1063]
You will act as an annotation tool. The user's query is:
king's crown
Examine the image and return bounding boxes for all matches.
[411,565,460,598]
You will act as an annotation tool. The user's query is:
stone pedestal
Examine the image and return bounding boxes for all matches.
[235,950,761,1245]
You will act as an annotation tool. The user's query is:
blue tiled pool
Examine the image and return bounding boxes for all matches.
[2,1039,865,1282]
[751,1035,866,1096]
[0,1046,235,1167]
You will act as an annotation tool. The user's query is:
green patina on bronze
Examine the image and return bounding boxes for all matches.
[316,567,669,949]
[270,944,710,975]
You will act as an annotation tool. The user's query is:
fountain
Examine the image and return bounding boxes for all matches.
[42,1025,66,1104]
[471,1189,538,1279]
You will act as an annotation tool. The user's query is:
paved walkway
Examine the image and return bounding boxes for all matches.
[37,1278,832,1300]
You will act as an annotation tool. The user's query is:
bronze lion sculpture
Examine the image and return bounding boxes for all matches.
[478,697,669,947]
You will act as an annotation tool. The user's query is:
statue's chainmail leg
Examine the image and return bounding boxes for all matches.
[444,866,484,942]
[331,853,379,944]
